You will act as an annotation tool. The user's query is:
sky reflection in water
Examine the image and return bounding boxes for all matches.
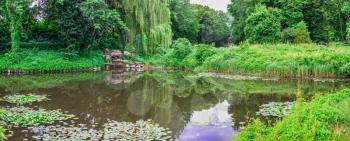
[177,101,236,141]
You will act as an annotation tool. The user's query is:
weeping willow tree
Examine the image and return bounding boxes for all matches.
[122,0,172,56]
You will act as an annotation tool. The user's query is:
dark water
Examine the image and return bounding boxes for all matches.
[0,71,349,141]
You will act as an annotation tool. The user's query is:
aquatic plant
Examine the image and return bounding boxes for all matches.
[0,107,74,126]
[31,120,172,141]
[103,120,172,140]
[256,102,295,118]
[3,94,50,105]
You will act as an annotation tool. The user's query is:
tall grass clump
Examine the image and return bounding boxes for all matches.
[204,44,350,78]
[147,43,350,78]
[234,88,350,141]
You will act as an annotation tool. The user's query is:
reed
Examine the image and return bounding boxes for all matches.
[150,43,350,78]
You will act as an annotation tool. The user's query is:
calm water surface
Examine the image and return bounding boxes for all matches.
[0,71,348,141]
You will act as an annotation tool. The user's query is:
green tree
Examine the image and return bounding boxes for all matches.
[342,2,350,42]
[0,1,9,44]
[194,5,230,47]
[80,0,126,50]
[46,0,93,56]
[294,21,311,43]
[244,6,281,44]
[5,0,28,59]
[169,0,200,43]
[228,0,260,44]
[121,0,173,56]
[302,0,329,43]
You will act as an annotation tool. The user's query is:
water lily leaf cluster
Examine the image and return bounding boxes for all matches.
[2,94,50,105]
[31,120,172,141]
[256,102,295,118]
[0,107,74,126]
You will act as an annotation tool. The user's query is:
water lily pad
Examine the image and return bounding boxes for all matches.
[2,94,50,105]
[30,120,172,141]
[0,107,74,126]
[256,102,295,118]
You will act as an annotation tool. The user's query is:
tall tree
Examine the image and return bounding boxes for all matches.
[193,5,230,47]
[5,0,28,58]
[121,0,173,56]
[0,0,9,44]
[169,0,200,43]
[80,0,126,50]
[244,5,281,44]
[228,0,260,44]
[343,2,350,42]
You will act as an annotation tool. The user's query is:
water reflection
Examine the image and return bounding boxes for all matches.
[177,101,235,141]
[0,71,348,140]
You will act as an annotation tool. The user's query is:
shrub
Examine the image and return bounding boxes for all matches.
[294,21,312,44]
[172,38,192,60]
[244,6,281,44]
[281,28,297,43]
[181,44,216,68]
[340,63,350,76]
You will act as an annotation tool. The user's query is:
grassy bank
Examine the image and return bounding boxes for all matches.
[234,88,350,141]
[146,40,350,78]
[0,49,104,72]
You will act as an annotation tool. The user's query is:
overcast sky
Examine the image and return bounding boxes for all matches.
[190,0,230,12]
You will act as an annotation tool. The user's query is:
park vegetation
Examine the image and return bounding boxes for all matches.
[0,0,349,77]
[235,89,350,141]
[0,0,350,140]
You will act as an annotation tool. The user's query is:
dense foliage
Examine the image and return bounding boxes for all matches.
[229,0,350,44]
[244,6,281,43]
[170,0,230,47]
[169,0,200,43]
[147,43,350,78]
[235,89,350,141]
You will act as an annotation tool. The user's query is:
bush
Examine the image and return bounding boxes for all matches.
[244,6,281,44]
[281,28,297,43]
[172,38,192,60]
[184,44,215,67]
[341,63,350,76]
[294,21,312,44]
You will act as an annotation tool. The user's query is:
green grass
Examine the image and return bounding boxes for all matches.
[234,88,350,141]
[147,43,350,78]
[0,49,104,71]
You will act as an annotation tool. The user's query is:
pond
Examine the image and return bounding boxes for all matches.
[0,71,349,141]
